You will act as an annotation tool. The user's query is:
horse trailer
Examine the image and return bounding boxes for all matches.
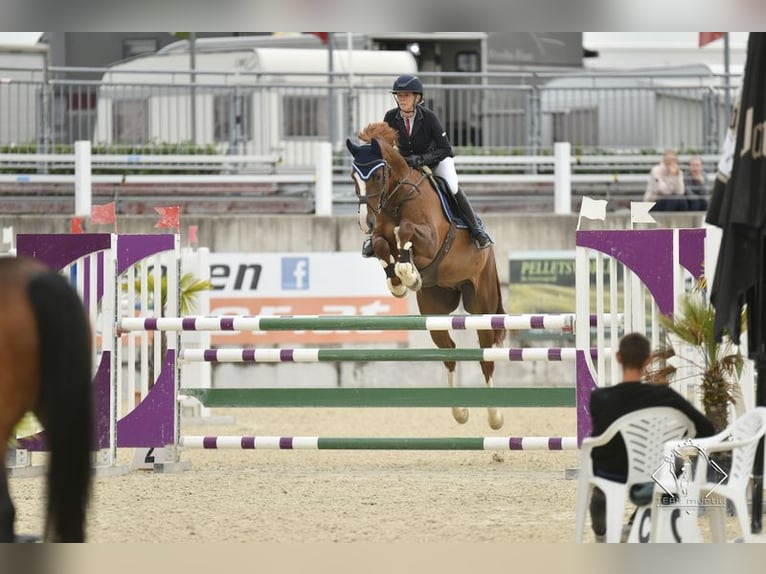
[94,48,418,166]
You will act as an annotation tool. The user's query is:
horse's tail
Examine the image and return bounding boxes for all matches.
[27,271,92,542]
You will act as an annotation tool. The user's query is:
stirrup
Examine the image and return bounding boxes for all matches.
[473,231,494,250]
[361,237,374,258]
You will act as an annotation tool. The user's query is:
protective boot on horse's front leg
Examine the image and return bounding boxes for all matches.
[381,256,407,298]
[393,226,422,291]
[454,188,494,250]
[361,235,374,258]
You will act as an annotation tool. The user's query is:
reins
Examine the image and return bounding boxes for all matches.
[373,165,427,220]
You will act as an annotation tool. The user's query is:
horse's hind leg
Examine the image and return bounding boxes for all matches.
[477,329,504,430]
[463,272,506,430]
[0,389,26,543]
[417,288,467,424]
[430,330,468,424]
[0,452,15,542]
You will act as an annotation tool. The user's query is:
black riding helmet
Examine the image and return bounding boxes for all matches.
[391,74,423,96]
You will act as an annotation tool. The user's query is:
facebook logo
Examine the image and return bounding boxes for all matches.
[281,257,309,290]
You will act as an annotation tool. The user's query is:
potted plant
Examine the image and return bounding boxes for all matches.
[125,270,211,390]
[647,282,745,434]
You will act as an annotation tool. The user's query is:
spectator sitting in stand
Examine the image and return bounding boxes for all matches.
[683,155,710,211]
[643,149,686,211]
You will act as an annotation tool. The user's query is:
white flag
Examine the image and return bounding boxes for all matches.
[579,197,607,220]
[630,202,656,225]
[2,226,12,245]
[577,197,607,230]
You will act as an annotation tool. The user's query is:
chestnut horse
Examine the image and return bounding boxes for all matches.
[346,123,506,429]
[0,257,92,542]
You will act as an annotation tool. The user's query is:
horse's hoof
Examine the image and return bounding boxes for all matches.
[394,262,409,281]
[488,410,504,430]
[452,407,469,424]
[388,281,407,298]
[394,263,421,291]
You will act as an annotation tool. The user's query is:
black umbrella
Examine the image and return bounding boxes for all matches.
[708,32,766,534]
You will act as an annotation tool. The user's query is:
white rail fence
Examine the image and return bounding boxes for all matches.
[0,142,720,215]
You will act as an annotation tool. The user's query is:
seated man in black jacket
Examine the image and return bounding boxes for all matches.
[588,332,715,541]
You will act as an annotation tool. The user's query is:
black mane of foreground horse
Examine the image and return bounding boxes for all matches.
[347,123,507,429]
[0,257,92,542]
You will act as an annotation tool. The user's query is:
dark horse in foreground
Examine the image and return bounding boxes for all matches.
[0,257,92,542]
[347,123,506,429]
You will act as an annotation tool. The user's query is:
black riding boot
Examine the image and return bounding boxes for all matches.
[361,235,374,258]
[454,188,493,249]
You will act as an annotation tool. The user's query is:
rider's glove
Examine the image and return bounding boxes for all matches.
[405,155,423,168]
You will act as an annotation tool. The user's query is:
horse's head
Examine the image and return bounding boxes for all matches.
[346,136,409,231]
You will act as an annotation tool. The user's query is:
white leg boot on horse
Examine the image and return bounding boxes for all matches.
[381,256,407,298]
[361,235,374,258]
[393,225,423,291]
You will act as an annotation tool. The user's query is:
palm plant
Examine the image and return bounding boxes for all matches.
[132,271,212,315]
[648,283,744,433]
[127,270,211,387]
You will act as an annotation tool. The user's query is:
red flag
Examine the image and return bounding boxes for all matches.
[187,224,198,246]
[699,32,724,47]
[155,206,180,229]
[90,202,116,225]
[310,32,329,44]
[70,217,84,234]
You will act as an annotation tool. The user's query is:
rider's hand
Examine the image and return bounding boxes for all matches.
[405,155,423,168]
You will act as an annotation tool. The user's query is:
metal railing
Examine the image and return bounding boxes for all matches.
[0,65,741,165]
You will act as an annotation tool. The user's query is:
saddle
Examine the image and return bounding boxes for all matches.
[417,166,466,229]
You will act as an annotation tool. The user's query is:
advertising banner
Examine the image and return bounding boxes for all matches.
[208,252,409,344]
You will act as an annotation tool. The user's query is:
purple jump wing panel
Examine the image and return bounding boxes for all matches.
[576,229,674,316]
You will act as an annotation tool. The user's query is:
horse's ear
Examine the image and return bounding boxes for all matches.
[346,138,359,156]
[370,138,382,157]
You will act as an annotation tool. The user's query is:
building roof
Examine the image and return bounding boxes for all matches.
[102,47,417,85]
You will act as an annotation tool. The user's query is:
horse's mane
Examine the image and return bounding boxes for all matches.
[355,122,409,180]
[358,122,399,148]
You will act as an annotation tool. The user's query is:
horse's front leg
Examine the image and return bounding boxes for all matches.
[372,236,407,298]
[393,222,422,291]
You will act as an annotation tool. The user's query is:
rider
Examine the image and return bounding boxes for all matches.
[361,74,494,257]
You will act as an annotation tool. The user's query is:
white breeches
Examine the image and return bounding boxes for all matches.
[433,156,459,195]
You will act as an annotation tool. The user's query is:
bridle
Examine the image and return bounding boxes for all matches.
[354,159,427,220]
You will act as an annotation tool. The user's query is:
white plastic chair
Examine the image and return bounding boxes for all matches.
[575,406,697,543]
[653,407,766,542]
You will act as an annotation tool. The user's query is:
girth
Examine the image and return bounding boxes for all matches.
[416,219,458,288]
